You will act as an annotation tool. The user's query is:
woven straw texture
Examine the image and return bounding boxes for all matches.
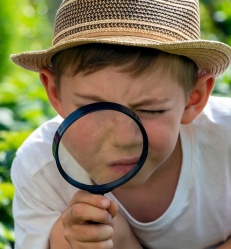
[11,0,231,76]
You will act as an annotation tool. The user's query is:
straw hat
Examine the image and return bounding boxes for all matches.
[11,0,231,76]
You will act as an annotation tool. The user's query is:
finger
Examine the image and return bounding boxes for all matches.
[63,202,112,225]
[68,239,113,249]
[68,190,111,209]
[65,223,114,242]
[107,200,119,218]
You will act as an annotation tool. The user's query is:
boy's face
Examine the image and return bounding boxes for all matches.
[56,64,188,187]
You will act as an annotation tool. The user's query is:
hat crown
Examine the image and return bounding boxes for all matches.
[53,0,200,46]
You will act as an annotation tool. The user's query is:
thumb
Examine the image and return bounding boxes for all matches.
[107,200,119,218]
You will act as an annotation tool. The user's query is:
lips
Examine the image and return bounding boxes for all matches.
[108,157,139,174]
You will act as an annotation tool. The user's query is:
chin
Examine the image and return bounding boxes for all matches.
[119,172,152,189]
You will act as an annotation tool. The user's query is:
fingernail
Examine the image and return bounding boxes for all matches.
[107,212,112,222]
[101,198,110,208]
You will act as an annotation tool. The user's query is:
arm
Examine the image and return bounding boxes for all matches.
[110,210,143,249]
[216,237,231,249]
[49,215,71,249]
[49,190,142,249]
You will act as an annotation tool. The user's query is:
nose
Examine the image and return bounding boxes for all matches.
[110,112,143,148]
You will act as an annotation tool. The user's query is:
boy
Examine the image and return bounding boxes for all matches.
[11,0,231,248]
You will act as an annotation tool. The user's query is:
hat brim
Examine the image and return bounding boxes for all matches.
[11,36,231,76]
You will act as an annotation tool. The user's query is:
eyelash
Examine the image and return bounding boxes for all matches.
[137,110,166,115]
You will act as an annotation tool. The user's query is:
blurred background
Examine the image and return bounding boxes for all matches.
[0,0,231,248]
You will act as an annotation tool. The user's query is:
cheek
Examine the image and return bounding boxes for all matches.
[143,116,181,159]
[62,123,100,168]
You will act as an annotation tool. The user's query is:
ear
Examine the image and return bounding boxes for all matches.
[39,68,65,117]
[181,73,215,124]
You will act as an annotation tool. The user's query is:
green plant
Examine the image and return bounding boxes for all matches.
[0,1,54,247]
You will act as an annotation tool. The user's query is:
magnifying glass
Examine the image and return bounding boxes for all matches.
[52,102,148,194]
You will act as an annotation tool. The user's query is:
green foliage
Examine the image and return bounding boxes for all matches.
[200,0,231,44]
[0,182,15,248]
[0,1,230,248]
[200,0,231,96]
[0,0,55,247]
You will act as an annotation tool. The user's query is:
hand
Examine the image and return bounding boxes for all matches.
[49,190,142,249]
[62,190,118,249]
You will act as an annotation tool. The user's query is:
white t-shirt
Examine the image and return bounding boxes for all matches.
[11,96,231,249]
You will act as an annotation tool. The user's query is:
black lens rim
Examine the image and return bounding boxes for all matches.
[52,102,148,194]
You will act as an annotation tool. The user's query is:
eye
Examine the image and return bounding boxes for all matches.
[138,110,166,115]
[135,109,166,119]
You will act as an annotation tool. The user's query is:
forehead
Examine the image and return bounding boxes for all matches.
[60,63,184,105]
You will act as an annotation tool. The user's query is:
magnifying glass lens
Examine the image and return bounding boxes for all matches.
[53,102,148,194]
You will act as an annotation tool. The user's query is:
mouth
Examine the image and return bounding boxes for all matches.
[108,157,139,174]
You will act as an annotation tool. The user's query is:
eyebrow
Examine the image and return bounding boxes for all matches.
[74,93,170,106]
[132,98,170,107]
[74,93,105,102]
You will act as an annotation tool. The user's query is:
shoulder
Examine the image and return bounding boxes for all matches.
[201,95,231,119]
[182,96,231,156]
[193,96,231,132]
[187,96,231,165]
[12,115,63,176]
